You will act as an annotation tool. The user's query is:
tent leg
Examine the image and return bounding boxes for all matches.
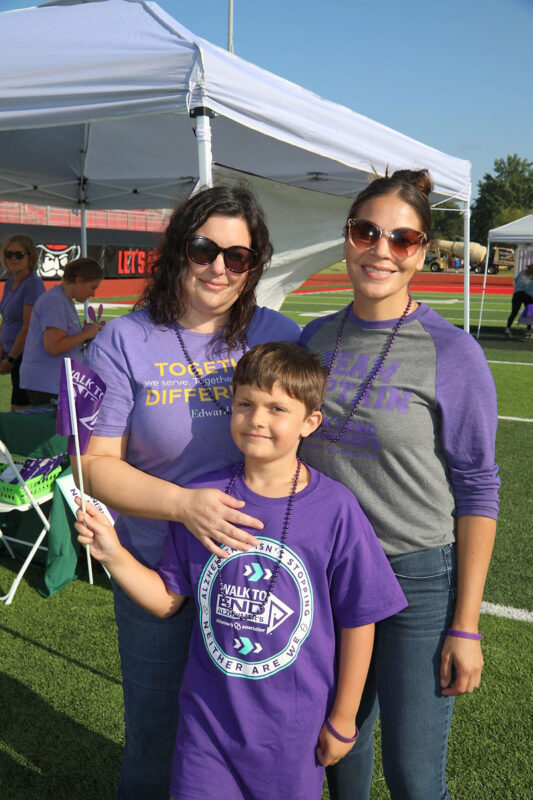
[476,241,491,339]
[463,197,471,332]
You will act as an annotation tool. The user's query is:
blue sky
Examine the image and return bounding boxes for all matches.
[2,0,531,199]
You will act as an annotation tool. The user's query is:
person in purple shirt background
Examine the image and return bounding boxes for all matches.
[75,342,407,800]
[0,234,45,408]
[77,186,301,799]
[299,169,500,800]
[20,257,104,406]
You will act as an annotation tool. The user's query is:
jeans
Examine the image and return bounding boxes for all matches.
[113,583,196,800]
[327,544,456,800]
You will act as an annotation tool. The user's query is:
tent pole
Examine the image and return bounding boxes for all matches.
[476,240,491,339]
[228,0,234,53]
[191,107,214,189]
[463,195,471,332]
[80,204,87,257]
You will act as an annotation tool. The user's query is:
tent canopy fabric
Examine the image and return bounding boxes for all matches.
[0,0,470,211]
[0,0,472,313]
[488,214,533,244]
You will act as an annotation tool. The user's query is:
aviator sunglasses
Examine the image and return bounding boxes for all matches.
[4,250,29,260]
[347,218,428,258]
[187,236,258,274]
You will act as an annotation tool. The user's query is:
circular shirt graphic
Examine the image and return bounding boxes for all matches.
[198,537,314,679]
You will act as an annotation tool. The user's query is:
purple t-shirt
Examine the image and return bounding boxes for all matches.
[20,285,84,393]
[84,306,301,565]
[0,272,45,352]
[156,465,407,800]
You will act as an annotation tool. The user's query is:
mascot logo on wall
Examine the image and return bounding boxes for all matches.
[37,243,81,278]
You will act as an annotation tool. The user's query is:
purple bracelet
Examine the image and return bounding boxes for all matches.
[325,718,359,744]
[447,628,482,641]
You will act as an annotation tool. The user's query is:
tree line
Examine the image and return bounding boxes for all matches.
[431,154,533,245]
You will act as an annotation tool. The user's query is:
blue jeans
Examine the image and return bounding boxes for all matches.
[327,544,456,800]
[113,583,196,800]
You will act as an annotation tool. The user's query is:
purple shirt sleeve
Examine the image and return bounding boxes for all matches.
[425,316,500,519]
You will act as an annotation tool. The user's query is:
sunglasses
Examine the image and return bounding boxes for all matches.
[347,219,428,258]
[187,236,257,274]
[4,250,29,260]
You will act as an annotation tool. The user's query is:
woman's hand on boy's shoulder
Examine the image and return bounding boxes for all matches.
[179,486,262,558]
[316,721,357,767]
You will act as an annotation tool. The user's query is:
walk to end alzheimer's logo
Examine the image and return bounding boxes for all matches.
[198,539,314,680]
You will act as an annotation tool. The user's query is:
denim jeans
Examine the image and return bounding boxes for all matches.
[113,583,196,800]
[327,543,456,800]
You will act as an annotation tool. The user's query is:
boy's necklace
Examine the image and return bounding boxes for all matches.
[215,459,302,622]
[320,295,413,443]
[173,323,247,415]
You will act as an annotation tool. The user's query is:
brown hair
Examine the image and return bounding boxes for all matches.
[344,168,433,238]
[138,184,273,353]
[1,234,38,271]
[62,258,104,283]
[233,341,327,415]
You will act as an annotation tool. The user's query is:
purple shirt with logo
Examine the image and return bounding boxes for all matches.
[156,465,407,800]
[84,306,301,565]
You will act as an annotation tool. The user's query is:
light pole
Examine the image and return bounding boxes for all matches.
[228,0,234,53]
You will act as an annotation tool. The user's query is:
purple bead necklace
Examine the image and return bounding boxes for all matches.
[216,458,302,622]
[173,323,247,415]
[320,295,413,443]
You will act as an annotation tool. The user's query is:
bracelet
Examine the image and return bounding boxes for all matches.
[6,355,15,364]
[447,628,482,641]
[325,718,359,744]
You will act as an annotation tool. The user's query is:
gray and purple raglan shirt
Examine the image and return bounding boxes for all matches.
[299,303,500,556]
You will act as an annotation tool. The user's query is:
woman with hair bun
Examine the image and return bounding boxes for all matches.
[0,234,45,408]
[77,184,301,800]
[300,169,500,799]
[20,257,104,405]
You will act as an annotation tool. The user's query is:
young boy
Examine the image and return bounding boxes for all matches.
[76,341,407,800]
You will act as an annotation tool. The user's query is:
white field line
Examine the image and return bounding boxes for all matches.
[498,415,533,423]
[488,360,533,366]
[481,602,533,623]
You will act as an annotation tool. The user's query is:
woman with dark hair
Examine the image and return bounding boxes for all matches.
[78,184,300,800]
[20,257,104,405]
[300,169,499,799]
[0,234,45,408]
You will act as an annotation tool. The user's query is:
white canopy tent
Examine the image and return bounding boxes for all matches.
[476,214,533,337]
[0,0,472,319]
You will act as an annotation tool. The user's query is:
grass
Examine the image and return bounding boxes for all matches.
[0,269,532,799]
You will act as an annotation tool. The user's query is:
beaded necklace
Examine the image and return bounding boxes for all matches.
[215,458,302,622]
[320,295,413,443]
[173,323,247,415]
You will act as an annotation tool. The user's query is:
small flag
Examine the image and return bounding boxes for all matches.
[56,358,106,455]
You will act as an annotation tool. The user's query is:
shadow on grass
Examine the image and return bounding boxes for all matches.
[0,620,121,685]
[0,673,122,800]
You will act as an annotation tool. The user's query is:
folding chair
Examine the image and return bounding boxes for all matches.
[0,440,56,605]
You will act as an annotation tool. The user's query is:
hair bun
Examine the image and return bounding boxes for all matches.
[391,169,432,197]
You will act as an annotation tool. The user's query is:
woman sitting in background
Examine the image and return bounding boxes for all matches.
[0,234,45,408]
[20,257,104,406]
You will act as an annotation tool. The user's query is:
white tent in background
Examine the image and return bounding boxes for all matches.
[0,0,472,318]
[477,214,533,337]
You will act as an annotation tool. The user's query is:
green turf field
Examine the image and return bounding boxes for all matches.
[0,271,531,799]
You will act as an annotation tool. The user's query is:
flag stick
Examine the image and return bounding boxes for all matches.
[64,357,94,585]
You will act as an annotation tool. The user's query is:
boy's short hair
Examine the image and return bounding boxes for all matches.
[233,341,327,415]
